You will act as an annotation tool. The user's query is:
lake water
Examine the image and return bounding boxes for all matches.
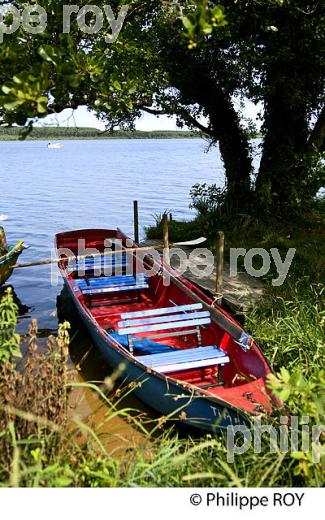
[1,138,227,333]
[1,137,261,446]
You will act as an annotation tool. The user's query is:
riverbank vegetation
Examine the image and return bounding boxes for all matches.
[146,189,325,283]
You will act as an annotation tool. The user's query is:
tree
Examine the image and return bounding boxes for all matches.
[0,1,324,216]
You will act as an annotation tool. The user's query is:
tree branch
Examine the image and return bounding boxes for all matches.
[176,107,214,137]
[142,105,214,137]
[141,106,168,116]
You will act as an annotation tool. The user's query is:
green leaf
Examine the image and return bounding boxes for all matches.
[12,76,23,85]
[38,45,59,65]
[113,80,122,91]
[3,99,25,110]
[52,476,73,487]
[291,452,307,460]
[278,387,291,401]
[1,85,11,95]
[182,17,195,31]
[280,367,291,383]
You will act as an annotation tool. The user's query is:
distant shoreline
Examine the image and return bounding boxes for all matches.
[0,127,262,141]
[0,127,199,141]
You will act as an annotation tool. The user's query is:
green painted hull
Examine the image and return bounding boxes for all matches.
[0,246,24,285]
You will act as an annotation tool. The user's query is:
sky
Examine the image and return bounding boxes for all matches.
[40,100,263,132]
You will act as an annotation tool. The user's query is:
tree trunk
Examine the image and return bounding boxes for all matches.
[208,97,253,211]
[168,52,253,211]
[255,75,309,215]
[254,9,324,216]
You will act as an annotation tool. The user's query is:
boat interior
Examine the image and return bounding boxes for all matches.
[57,229,275,414]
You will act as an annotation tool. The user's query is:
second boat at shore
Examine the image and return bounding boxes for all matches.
[0,227,25,286]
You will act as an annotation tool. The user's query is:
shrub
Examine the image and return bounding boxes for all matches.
[0,288,21,363]
[190,182,226,216]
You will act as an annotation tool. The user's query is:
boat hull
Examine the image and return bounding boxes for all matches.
[0,248,23,286]
[64,279,249,432]
[56,227,278,433]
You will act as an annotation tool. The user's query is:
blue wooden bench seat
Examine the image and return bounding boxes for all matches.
[118,310,211,335]
[109,305,206,355]
[137,346,230,373]
[76,274,148,295]
[117,303,207,340]
[120,303,204,319]
[115,303,230,380]
[72,253,129,272]
[117,304,209,343]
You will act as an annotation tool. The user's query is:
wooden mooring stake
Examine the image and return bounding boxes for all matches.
[216,231,224,304]
[133,200,139,244]
[162,214,170,265]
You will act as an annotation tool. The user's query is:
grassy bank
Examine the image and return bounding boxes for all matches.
[146,199,325,284]
[0,127,198,141]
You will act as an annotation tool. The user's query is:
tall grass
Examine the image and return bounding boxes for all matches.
[247,281,324,376]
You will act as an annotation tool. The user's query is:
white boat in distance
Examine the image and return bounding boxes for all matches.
[47,143,64,149]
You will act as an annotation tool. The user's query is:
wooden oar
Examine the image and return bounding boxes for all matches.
[12,237,207,270]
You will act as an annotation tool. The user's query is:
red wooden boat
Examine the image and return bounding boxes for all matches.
[56,228,279,431]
